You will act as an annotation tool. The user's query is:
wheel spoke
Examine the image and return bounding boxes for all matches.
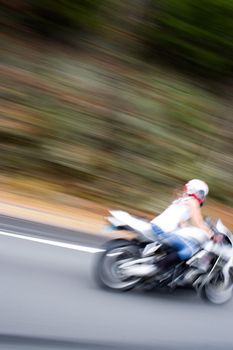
[97,244,141,290]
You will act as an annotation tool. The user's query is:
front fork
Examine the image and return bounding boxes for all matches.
[193,255,233,294]
[222,257,233,288]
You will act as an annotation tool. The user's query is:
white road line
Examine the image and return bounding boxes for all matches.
[0,230,104,254]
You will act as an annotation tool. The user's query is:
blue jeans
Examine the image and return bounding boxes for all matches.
[152,224,200,260]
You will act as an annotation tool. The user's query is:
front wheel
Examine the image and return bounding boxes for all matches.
[200,271,233,305]
[95,239,141,291]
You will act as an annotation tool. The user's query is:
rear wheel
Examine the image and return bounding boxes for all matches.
[95,240,141,291]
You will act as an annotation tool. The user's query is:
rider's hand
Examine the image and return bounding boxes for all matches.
[212,233,224,244]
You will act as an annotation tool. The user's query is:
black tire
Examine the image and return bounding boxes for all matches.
[95,239,141,291]
[200,271,233,305]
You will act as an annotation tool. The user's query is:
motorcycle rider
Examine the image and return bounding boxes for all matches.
[150,179,214,272]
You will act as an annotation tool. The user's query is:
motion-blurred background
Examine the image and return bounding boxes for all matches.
[1,1,233,220]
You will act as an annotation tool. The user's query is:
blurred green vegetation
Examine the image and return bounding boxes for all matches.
[1,1,233,211]
[1,1,104,39]
[2,1,232,77]
[141,0,233,77]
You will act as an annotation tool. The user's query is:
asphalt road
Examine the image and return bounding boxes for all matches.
[0,215,233,350]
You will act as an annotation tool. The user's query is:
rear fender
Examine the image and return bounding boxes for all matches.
[107,215,130,230]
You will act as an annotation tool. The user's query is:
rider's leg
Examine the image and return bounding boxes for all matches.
[151,224,183,270]
[155,233,200,270]
[156,250,182,270]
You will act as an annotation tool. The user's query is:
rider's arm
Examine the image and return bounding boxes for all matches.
[187,198,213,239]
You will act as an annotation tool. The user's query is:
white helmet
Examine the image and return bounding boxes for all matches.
[185,179,209,205]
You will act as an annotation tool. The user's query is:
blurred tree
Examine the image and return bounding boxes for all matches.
[1,0,104,40]
[140,0,233,77]
[1,1,233,210]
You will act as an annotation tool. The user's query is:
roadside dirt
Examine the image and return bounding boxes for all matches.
[0,183,232,241]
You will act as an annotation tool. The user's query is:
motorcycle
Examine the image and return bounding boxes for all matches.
[95,210,233,304]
